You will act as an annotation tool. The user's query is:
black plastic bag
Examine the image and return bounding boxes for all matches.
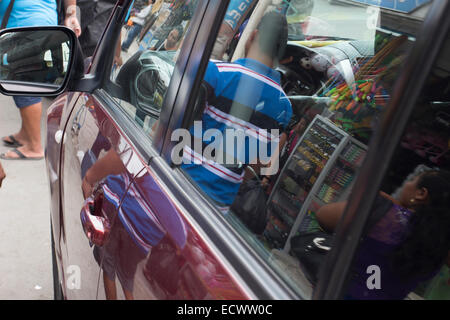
[290,231,332,284]
[231,178,268,234]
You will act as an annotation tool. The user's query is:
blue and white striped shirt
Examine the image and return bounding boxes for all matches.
[182,58,292,207]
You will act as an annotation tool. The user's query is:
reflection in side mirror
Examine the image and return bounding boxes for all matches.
[0,27,74,95]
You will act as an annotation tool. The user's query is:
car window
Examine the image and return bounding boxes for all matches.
[173,0,432,298]
[103,0,199,139]
[340,30,450,300]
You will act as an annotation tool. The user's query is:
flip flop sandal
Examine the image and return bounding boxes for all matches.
[0,148,43,161]
[2,135,23,148]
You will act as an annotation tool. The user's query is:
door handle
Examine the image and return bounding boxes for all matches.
[80,188,111,247]
[55,130,64,144]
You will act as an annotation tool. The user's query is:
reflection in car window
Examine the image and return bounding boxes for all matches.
[340,30,450,300]
[176,0,432,298]
[0,30,71,88]
[103,0,199,139]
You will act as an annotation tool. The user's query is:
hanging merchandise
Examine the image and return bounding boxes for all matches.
[317,34,408,142]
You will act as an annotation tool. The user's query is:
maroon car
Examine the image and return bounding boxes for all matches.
[0,0,449,300]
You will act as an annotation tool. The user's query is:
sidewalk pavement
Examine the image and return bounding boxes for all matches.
[0,94,53,300]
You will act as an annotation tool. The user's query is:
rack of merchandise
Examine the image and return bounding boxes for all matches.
[264,115,367,252]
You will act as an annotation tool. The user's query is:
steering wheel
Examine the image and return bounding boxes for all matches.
[278,62,320,97]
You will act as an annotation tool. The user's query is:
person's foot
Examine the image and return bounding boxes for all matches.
[0,146,44,160]
[2,134,25,147]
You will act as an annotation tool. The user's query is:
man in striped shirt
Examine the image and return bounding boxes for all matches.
[181,11,292,211]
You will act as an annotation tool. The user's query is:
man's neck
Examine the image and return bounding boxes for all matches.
[246,48,274,69]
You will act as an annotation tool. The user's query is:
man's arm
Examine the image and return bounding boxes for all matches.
[63,0,81,37]
[82,149,126,198]
[316,201,347,233]
[316,191,395,233]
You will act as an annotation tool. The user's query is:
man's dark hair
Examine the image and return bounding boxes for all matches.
[256,11,288,61]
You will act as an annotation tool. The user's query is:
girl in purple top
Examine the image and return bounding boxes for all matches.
[317,169,450,299]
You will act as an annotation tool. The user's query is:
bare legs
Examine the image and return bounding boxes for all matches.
[103,273,134,300]
[103,273,118,300]
[2,102,44,159]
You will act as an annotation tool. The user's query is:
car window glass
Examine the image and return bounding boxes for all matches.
[174,0,432,298]
[341,30,450,300]
[103,0,199,139]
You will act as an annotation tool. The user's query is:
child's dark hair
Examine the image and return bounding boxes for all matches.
[392,169,450,279]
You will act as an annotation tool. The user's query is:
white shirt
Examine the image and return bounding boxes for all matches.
[131,4,153,26]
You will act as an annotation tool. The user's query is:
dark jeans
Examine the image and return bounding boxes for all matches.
[122,24,144,50]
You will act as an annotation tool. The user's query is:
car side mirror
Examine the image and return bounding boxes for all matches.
[0,26,76,96]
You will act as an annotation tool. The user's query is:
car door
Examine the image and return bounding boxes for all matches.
[97,0,302,300]
[107,0,293,300]
[54,1,149,299]
[111,162,249,300]
[47,91,82,296]
[58,0,238,300]
[59,91,147,299]
[32,0,450,300]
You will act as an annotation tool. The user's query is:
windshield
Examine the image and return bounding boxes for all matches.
[284,0,432,42]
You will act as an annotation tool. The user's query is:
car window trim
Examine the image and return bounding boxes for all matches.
[314,0,450,300]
